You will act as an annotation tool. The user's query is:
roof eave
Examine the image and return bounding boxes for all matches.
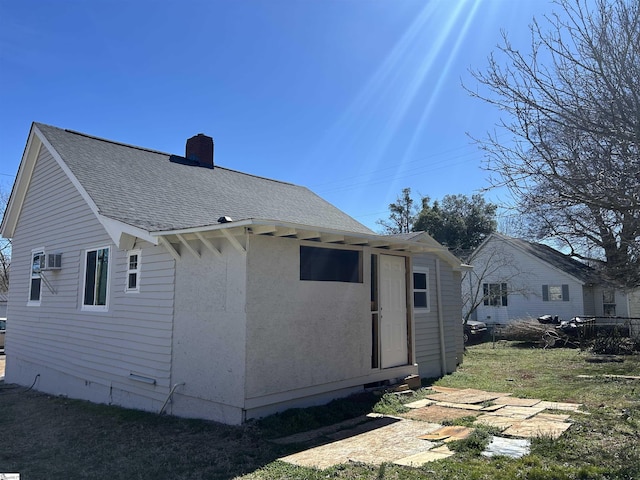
[151,219,464,268]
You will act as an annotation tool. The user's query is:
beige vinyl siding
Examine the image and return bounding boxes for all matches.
[7,146,175,405]
[414,254,462,378]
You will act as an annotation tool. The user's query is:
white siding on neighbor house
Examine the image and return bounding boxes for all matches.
[6,147,175,412]
[243,235,417,418]
[170,239,248,425]
[591,286,629,318]
[470,239,586,324]
[413,254,462,379]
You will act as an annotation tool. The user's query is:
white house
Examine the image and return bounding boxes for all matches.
[0,123,465,424]
[465,233,633,325]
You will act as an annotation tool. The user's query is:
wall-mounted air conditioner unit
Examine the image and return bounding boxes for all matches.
[38,253,62,271]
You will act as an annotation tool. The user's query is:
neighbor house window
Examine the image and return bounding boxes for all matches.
[542,284,569,302]
[28,249,44,304]
[83,247,110,308]
[126,250,141,293]
[483,283,508,306]
[300,246,362,283]
[413,267,430,311]
[603,289,616,316]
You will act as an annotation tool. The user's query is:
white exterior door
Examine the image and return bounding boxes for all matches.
[380,254,408,368]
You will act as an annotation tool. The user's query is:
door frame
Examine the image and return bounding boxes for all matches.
[371,253,413,369]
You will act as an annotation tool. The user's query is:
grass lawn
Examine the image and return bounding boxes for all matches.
[1,342,639,479]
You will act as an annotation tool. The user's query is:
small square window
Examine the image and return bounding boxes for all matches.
[413,268,429,311]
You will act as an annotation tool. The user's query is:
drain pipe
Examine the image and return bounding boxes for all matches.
[435,259,447,376]
[160,382,185,415]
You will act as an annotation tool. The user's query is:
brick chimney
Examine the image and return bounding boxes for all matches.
[186,133,214,169]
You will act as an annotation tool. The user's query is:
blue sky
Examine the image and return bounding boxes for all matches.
[0,0,557,231]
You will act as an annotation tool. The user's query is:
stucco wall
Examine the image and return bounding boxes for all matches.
[243,236,417,416]
[170,240,247,424]
[245,236,369,397]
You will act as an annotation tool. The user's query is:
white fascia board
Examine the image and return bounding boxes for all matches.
[0,126,42,238]
[152,219,463,268]
[98,215,158,247]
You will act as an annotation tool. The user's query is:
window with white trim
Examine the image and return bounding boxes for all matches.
[28,250,44,304]
[542,284,569,302]
[413,267,430,311]
[83,246,110,309]
[603,289,616,316]
[126,250,141,293]
[483,283,508,306]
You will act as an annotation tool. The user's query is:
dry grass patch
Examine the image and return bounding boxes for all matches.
[1,343,639,479]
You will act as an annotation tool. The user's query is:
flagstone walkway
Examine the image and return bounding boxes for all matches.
[277,386,584,469]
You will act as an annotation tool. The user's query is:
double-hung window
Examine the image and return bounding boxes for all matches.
[28,250,44,304]
[413,267,430,311]
[603,289,616,316]
[83,246,110,309]
[542,284,569,302]
[483,283,508,306]
[126,250,141,293]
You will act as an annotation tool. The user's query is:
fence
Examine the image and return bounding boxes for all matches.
[483,316,640,351]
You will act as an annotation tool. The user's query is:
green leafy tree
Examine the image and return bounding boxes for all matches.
[414,194,497,257]
[468,0,640,287]
[378,189,497,257]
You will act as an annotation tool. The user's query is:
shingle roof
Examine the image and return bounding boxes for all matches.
[496,234,602,285]
[35,123,374,234]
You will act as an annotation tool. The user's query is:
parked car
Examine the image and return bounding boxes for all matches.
[0,318,5,350]
[463,319,488,344]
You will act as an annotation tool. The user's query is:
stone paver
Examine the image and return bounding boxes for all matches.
[475,414,518,429]
[434,401,485,411]
[502,418,572,439]
[404,399,434,409]
[426,388,506,405]
[279,387,578,470]
[418,425,474,442]
[272,415,385,445]
[494,396,542,407]
[279,418,440,469]
[483,405,546,419]
[536,400,583,412]
[394,445,455,466]
[405,405,479,423]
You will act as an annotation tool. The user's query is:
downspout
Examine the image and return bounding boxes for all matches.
[435,258,447,376]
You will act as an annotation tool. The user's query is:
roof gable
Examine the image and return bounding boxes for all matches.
[479,233,602,285]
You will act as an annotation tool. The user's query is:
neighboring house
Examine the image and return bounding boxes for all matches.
[465,233,632,325]
[0,292,7,318]
[0,123,465,424]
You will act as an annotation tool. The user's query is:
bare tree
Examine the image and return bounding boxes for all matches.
[0,186,10,292]
[468,0,640,287]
